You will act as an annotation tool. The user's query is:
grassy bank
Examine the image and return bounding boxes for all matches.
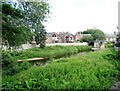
[2,48,120,89]
[2,46,91,76]
[2,46,91,60]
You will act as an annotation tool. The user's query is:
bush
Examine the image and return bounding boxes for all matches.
[2,51,31,76]
[103,48,120,60]
[2,51,18,76]
[116,51,120,59]
[105,42,114,48]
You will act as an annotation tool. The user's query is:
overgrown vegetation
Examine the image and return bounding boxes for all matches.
[2,48,120,89]
[2,46,91,76]
[102,48,120,80]
[105,42,114,48]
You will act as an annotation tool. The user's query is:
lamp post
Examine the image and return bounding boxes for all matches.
[115,2,120,51]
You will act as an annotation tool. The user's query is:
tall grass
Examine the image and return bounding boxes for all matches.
[2,48,119,89]
[2,46,91,76]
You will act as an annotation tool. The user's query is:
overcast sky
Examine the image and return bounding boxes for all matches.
[45,0,119,34]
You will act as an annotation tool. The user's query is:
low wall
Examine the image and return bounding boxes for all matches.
[22,43,88,49]
[46,42,88,46]
[2,42,88,51]
[21,44,39,50]
[2,44,39,51]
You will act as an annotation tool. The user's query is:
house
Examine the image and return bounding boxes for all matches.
[51,32,59,43]
[74,32,92,42]
[105,32,117,42]
[75,32,81,41]
[46,32,74,43]
[80,34,91,39]
[46,32,59,43]
[58,32,74,43]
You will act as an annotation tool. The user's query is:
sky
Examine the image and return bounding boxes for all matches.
[45,0,120,34]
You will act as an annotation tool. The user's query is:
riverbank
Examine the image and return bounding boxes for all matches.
[2,48,120,89]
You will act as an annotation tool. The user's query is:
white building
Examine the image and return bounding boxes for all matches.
[105,34,116,42]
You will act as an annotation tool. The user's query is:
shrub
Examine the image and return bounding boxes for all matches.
[2,51,31,76]
[105,42,114,48]
[103,48,120,60]
[2,51,18,76]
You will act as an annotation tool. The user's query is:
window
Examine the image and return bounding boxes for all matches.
[52,34,56,37]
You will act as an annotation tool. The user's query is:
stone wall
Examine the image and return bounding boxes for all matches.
[21,44,39,50]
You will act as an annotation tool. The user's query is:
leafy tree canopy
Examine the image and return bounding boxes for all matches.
[81,35,94,42]
[18,1,50,48]
[2,1,50,49]
[2,3,32,49]
[81,29,105,41]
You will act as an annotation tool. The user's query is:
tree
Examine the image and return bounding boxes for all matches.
[2,1,50,49]
[17,1,50,48]
[2,3,32,49]
[81,29,105,41]
[17,1,50,29]
[35,25,46,48]
[81,35,94,42]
